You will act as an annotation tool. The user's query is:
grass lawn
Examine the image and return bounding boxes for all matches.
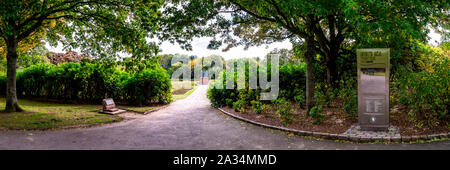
[172,80,198,100]
[0,98,123,130]
[121,106,154,114]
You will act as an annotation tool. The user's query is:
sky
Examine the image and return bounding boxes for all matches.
[46,30,442,60]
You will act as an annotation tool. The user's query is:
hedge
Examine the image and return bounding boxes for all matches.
[207,63,306,108]
[0,62,172,105]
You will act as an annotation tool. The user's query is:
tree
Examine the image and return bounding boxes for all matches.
[0,0,163,112]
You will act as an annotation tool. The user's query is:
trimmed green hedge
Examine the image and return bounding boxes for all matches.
[124,66,172,105]
[207,63,306,108]
[0,62,172,105]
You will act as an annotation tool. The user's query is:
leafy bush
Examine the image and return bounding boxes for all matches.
[309,105,324,125]
[251,100,263,114]
[337,79,357,115]
[278,63,306,99]
[123,66,172,105]
[394,56,449,126]
[273,98,292,126]
[225,98,234,107]
[232,100,245,113]
[309,105,323,118]
[207,71,239,107]
[207,62,306,108]
[293,89,305,109]
[0,61,172,105]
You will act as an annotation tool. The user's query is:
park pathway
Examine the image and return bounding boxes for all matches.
[0,85,449,149]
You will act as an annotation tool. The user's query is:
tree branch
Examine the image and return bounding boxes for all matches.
[266,0,294,30]
[17,0,105,41]
[229,0,277,22]
[312,23,330,53]
[17,19,43,41]
[17,0,82,29]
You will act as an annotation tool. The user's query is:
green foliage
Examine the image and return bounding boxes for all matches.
[232,100,245,113]
[309,105,324,125]
[123,66,173,105]
[273,98,292,126]
[225,98,234,107]
[251,100,263,114]
[394,55,449,126]
[207,71,238,107]
[207,62,306,108]
[337,79,358,115]
[309,105,323,119]
[17,54,49,68]
[0,61,172,105]
[1,0,164,60]
[279,63,306,99]
[293,89,305,109]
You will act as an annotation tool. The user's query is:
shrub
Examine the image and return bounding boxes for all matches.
[394,57,449,126]
[207,62,306,108]
[123,66,172,105]
[232,100,245,113]
[16,64,51,97]
[278,63,306,99]
[309,105,323,118]
[337,79,357,115]
[251,100,263,114]
[309,105,324,125]
[207,71,238,107]
[225,98,234,107]
[0,61,172,105]
[273,98,292,126]
[293,89,305,109]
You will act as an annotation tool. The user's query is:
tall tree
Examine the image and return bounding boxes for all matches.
[0,0,163,112]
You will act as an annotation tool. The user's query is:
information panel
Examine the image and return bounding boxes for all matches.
[357,48,390,131]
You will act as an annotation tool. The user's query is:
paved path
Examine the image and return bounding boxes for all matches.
[0,86,449,150]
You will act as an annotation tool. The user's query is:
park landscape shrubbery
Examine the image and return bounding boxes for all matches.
[0,60,172,105]
[392,44,449,127]
[207,60,307,125]
[207,43,449,129]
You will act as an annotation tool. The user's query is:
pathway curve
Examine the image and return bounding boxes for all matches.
[0,85,449,149]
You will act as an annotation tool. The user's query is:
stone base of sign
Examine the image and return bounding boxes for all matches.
[199,77,209,85]
[360,125,389,131]
[99,108,126,115]
[344,125,400,141]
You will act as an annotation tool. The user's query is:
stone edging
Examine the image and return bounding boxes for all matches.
[217,108,449,143]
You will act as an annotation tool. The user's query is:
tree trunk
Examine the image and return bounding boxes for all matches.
[5,38,22,112]
[325,50,338,87]
[304,37,316,115]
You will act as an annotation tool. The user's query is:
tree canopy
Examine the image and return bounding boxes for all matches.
[0,0,164,112]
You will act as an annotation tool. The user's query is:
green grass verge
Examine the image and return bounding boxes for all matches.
[0,98,123,130]
[121,106,154,114]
